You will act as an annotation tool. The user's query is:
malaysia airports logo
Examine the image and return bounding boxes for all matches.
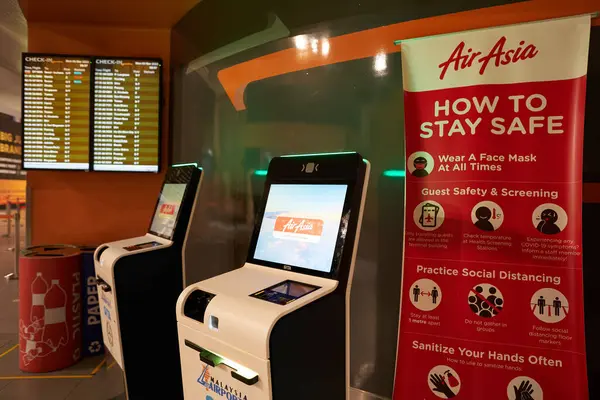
[198,364,249,400]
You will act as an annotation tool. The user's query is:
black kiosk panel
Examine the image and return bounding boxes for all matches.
[106,163,202,400]
[255,152,368,399]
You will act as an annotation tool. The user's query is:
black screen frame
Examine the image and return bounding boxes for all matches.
[247,178,357,280]
[90,56,163,173]
[147,166,196,240]
[21,53,94,172]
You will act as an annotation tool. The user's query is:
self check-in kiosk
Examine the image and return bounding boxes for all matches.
[176,152,370,400]
[95,164,203,399]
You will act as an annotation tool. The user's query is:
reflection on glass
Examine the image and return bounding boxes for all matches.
[374,52,388,74]
[174,23,405,400]
[322,38,331,56]
[294,35,309,50]
[311,38,319,54]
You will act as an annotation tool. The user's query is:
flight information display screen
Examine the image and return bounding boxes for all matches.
[22,55,92,170]
[253,184,348,273]
[149,183,187,240]
[92,58,161,172]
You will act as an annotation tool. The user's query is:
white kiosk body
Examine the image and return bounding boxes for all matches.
[95,164,203,399]
[177,152,369,400]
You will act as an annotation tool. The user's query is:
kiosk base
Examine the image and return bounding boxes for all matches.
[269,294,346,400]
[107,244,185,400]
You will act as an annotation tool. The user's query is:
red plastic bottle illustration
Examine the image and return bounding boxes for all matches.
[42,280,68,349]
[30,273,47,341]
[19,333,36,365]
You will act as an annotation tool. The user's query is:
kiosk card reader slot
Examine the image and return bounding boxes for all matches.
[95,164,203,400]
[177,152,370,400]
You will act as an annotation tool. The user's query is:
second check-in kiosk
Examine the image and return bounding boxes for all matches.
[177,152,370,400]
[95,164,202,399]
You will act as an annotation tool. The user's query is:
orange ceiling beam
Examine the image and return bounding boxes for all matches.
[19,0,200,28]
[218,0,600,111]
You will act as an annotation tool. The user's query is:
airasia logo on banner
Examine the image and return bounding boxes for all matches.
[438,37,539,80]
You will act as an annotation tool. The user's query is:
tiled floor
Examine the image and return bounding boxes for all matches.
[0,218,126,400]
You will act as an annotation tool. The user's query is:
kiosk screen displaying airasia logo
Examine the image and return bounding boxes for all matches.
[149,183,186,239]
[254,184,347,273]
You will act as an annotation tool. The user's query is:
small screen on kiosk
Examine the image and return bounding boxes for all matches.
[149,183,186,239]
[123,241,161,251]
[250,280,319,305]
[253,184,348,273]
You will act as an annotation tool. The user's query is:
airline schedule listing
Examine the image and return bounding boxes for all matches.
[22,55,92,170]
[93,58,161,172]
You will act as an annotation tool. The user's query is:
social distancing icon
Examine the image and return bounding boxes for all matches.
[530,288,569,323]
[468,283,504,318]
[409,278,442,312]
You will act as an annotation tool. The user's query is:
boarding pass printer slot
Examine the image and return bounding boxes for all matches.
[184,340,259,386]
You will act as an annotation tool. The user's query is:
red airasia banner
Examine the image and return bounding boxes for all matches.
[394,16,591,400]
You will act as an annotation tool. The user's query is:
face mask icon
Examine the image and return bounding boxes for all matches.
[419,203,440,228]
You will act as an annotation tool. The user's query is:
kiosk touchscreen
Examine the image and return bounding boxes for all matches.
[176,152,370,400]
[95,163,203,399]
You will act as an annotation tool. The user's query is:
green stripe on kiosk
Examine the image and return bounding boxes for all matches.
[177,152,370,399]
[95,164,203,399]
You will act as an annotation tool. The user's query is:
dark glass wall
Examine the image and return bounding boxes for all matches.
[171,0,527,397]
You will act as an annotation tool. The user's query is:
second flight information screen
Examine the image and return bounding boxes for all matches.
[92,58,161,172]
[22,55,92,170]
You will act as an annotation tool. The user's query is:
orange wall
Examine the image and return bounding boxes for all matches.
[27,24,171,245]
[0,180,26,203]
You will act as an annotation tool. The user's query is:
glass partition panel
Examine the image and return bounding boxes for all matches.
[172,1,521,396]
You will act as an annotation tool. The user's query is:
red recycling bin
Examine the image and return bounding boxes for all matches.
[19,245,82,372]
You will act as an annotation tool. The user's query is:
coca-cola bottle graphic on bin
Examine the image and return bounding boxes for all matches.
[42,280,68,349]
[30,273,47,341]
